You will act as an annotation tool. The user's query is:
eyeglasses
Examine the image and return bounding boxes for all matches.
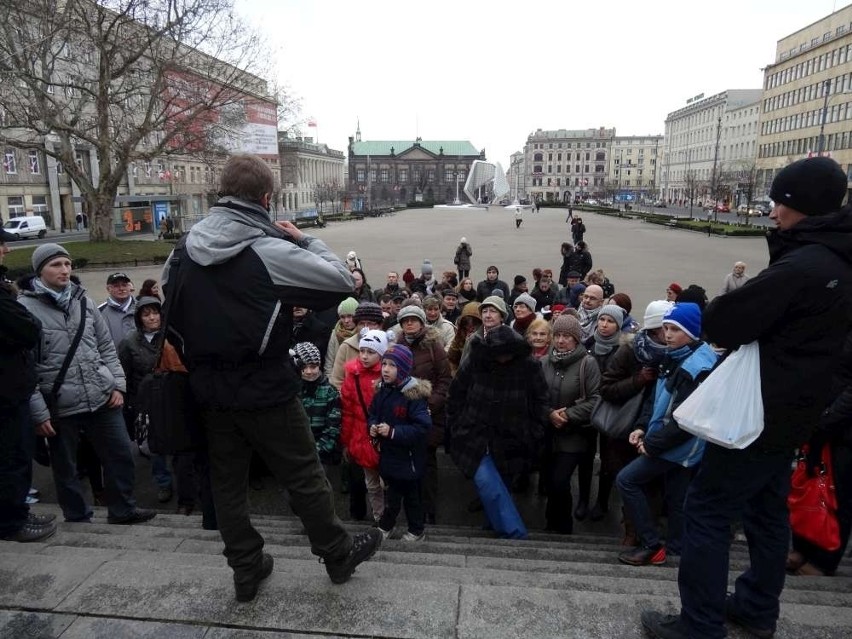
[582,295,602,301]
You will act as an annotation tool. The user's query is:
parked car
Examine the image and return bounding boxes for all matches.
[652,200,667,208]
[749,202,770,216]
[710,203,730,213]
[2,215,47,239]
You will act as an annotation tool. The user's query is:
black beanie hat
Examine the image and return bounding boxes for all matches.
[514,274,526,286]
[769,157,847,216]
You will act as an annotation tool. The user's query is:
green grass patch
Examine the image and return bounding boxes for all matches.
[5,240,175,274]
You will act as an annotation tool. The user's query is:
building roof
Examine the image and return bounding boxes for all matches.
[352,140,479,157]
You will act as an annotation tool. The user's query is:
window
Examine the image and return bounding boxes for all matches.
[427,169,434,183]
[399,169,408,182]
[445,169,453,182]
[369,168,376,182]
[7,196,24,217]
[144,161,152,178]
[533,153,543,162]
[28,150,40,174]
[31,195,48,215]
[3,150,17,174]
[380,169,388,183]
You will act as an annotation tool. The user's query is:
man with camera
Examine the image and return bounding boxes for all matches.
[162,154,382,602]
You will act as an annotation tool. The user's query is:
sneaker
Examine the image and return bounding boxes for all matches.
[28,487,41,498]
[157,486,173,503]
[401,531,425,542]
[27,512,57,526]
[1,521,57,543]
[618,544,666,566]
[324,528,382,584]
[376,527,392,540]
[108,509,157,525]
[640,610,690,639]
[24,495,39,505]
[234,553,274,602]
[725,595,776,638]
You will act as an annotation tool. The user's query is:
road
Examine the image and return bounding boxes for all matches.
[627,203,774,228]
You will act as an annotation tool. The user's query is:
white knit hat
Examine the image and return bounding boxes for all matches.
[643,300,675,330]
[358,329,389,356]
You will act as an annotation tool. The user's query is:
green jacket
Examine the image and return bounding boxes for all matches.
[299,375,342,462]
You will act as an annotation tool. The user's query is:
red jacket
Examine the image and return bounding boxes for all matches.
[340,357,382,469]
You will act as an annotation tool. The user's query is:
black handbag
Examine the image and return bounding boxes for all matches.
[138,239,201,455]
[590,390,644,440]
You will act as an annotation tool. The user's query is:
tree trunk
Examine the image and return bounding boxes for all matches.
[88,192,117,242]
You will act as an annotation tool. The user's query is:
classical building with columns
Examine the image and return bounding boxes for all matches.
[278,133,346,213]
[347,125,483,209]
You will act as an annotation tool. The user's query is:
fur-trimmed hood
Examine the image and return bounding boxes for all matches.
[373,376,432,400]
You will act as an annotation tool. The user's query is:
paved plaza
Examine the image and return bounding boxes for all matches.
[67,207,771,311]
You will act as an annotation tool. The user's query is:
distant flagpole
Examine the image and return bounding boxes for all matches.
[307,117,318,142]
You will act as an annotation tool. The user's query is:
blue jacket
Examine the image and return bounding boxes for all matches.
[368,377,433,481]
[643,342,718,467]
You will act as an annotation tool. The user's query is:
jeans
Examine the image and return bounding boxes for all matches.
[151,454,173,489]
[379,477,424,535]
[546,451,584,533]
[677,444,793,639]
[616,454,691,551]
[0,401,33,536]
[48,405,138,521]
[202,398,350,583]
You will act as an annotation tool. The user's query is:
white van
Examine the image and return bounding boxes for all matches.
[3,215,47,239]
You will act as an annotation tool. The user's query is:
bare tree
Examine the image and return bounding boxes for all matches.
[0,0,273,241]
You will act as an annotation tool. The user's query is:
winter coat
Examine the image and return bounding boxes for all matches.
[369,377,433,480]
[354,284,374,303]
[300,375,342,463]
[703,209,852,453]
[98,297,137,348]
[330,331,364,390]
[643,342,718,466]
[475,278,510,302]
[118,329,160,409]
[373,283,402,302]
[540,345,601,453]
[0,275,39,408]
[161,197,353,411]
[340,357,382,469]
[292,311,332,365]
[447,302,482,375]
[324,321,358,380]
[426,317,456,350]
[19,282,126,425]
[720,272,750,295]
[599,334,646,404]
[447,327,548,478]
[397,327,453,446]
[531,285,557,310]
[454,243,472,271]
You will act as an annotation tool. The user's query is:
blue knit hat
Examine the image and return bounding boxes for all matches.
[383,344,414,384]
[662,303,701,341]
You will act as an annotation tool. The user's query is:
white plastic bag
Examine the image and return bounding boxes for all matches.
[673,341,764,449]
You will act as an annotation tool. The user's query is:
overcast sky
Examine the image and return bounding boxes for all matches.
[235,0,846,166]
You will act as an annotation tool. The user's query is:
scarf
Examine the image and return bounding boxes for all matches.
[106,296,133,313]
[550,347,574,362]
[403,327,426,346]
[592,329,621,356]
[335,320,358,343]
[512,313,535,335]
[632,330,669,367]
[457,290,475,305]
[33,278,73,312]
[578,305,601,329]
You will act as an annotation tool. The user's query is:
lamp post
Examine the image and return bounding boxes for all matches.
[454,170,461,204]
[817,82,852,155]
[711,114,722,223]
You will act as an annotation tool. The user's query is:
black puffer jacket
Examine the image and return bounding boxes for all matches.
[703,209,852,453]
[117,296,163,409]
[0,271,39,408]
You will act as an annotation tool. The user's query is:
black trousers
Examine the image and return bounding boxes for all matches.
[0,401,33,536]
[379,477,425,535]
[546,451,585,533]
[202,398,350,583]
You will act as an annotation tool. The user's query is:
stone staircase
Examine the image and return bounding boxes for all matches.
[1,506,851,638]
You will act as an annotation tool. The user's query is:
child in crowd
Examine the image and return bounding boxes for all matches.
[370,344,432,541]
[340,329,390,522]
[615,303,718,566]
[294,342,342,468]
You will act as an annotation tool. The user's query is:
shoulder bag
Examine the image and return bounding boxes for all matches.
[788,443,841,552]
[590,390,644,440]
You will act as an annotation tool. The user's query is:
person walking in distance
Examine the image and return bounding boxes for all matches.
[162,154,381,602]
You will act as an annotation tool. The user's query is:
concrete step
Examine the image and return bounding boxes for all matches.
[3,505,851,639]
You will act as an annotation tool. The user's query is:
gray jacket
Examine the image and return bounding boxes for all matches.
[19,283,126,424]
[98,297,137,347]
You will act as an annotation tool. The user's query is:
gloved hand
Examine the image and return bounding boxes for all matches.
[634,367,657,387]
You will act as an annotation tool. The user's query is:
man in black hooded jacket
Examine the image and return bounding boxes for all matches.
[641,158,852,639]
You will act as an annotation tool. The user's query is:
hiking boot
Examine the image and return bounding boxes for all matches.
[618,544,666,566]
[157,486,173,503]
[1,521,57,543]
[234,553,274,602]
[401,531,425,542]
[108,509,157,525]
[27,512,56,526]
[324,528,382,584]
[640,610,690,639]
[725,595,776,638]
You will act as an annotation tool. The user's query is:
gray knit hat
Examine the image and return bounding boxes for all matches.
[32,243,70,275]
[513,292,537,312]
[397,305,426,325]
[480,295,508,320]
[598,304,625,329]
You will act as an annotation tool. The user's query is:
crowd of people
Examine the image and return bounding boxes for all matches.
[1,153,851,639]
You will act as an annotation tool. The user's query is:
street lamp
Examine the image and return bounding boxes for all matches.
[817,81,852,155]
